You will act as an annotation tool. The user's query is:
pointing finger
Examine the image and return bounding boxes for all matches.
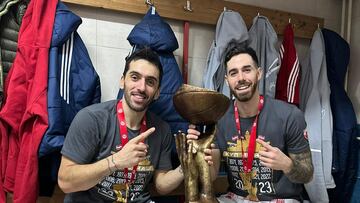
[131,127,155,143]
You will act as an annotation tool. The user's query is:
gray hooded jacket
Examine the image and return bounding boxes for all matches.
[248,15,280,98]
[203,10,248,97]
[304,29,335,203]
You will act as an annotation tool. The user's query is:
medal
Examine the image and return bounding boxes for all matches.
[234,96,264,173]
[113,183,129,203]
[234,95,264,198]
[240,171,252,190]
[115,100,148,202]
[239,171,258,201]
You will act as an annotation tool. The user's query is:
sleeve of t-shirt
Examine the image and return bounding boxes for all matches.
[61,108,100,164]
[214,112,234,152]
[214,124,224,150]
[157,124,173,171]
[285,107,309,154]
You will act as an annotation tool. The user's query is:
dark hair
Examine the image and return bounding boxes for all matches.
[222,39,259,71]
[123,47,163,87]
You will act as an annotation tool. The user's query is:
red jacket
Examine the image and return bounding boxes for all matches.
[275,24,300,105]
[0,0,57,202]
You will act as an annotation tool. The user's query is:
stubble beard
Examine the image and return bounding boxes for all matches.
[124,88,154,112]
[232,80,258,102]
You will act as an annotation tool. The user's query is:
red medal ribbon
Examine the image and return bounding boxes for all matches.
[116,100,147,184]
[233,95,264,173]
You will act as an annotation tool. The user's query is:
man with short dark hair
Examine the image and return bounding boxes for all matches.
[58,47,184,203]
[187,39,314,203]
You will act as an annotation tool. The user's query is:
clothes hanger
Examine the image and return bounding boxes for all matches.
[145,0,153,6]
[144,0,155,14]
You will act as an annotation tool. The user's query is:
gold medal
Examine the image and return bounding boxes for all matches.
[240,171,258,201]
[240,171,252,190]
[113,183,129,203]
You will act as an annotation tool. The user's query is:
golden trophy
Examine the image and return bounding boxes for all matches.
[173,84,230,203]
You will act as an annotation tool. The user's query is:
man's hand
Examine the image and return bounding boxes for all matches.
[112,127,155,169]
[256,138,292,173]
[257,138,314,183]
[203,143,216,166]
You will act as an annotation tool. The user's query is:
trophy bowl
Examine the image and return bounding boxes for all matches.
[173,84,230,125]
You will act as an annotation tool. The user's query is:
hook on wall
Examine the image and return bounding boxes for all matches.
[184,0,193,12]
[145,0,153,6]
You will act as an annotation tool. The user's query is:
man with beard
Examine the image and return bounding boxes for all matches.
[187,40,314,203]
[58,47,185,203]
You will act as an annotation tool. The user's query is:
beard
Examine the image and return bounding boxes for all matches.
[231,80,258,102]
[123,86,156,112]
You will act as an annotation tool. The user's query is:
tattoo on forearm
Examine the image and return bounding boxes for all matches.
[285,149,314,183]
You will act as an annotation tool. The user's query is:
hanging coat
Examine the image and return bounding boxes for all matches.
[39,1,101,158]
[0,0,24,200]
[117,7,187,134]
[0,0,26,85]
[303,29,334,203]
[202,10,248,97]
[0,0,22,106]
[275,24,300,106]
[38,2,101,196]
[248,15,280,98]
[322,28,358,203]
[0,0,57,202]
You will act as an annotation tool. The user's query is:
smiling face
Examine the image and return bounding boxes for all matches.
[225,53,262,102]
[120,59,160,112]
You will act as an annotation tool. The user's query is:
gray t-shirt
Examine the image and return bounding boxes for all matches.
[216,97,309,201]
[61,100,173,203]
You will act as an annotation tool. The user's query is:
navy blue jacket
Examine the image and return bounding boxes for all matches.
[38,2,101,196]
[39,2,101,157]
[118,8,187,134]
[322,28,358,203]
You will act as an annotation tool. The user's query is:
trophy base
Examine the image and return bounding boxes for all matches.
[199,194,219,203]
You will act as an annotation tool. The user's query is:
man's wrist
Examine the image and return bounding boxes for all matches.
[283,157,293,174]
[110,155,122,171]
[106,157,115,174]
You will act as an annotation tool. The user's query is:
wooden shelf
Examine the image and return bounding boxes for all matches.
[62,0,323,39]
